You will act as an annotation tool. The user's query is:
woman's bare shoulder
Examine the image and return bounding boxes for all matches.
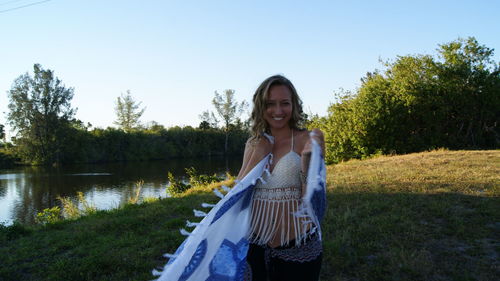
[246,136,272,154]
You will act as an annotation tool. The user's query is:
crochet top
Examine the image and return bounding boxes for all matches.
[249,132,312,247]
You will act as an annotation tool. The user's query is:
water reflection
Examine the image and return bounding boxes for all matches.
[0,156,242,225]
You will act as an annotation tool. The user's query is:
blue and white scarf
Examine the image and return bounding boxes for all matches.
[153,137,326,281]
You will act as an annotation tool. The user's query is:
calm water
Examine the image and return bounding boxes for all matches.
[0,156,242,226]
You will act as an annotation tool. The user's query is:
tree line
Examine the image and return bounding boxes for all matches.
[52,125,248,164]
[1,119,248,166]
[1,37,498,166]
[308,37,499,163]
[0,64,248,165]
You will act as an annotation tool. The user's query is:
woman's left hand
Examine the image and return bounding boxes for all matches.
[301,128,324,195]
[301,128,325,157]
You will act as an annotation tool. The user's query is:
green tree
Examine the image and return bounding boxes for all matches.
[315,37,499,163]
[211,89,248,153]
[7,64,76,164]
[114,90,146,132]
[435,37,500,147]
[198,120,210,130]
[144,121,165,133]
[198,110,218,130]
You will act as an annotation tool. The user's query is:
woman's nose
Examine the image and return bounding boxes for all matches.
[275,105,283,114]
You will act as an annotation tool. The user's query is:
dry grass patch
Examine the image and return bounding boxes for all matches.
[329,150,499,196]
[321,149,499,281]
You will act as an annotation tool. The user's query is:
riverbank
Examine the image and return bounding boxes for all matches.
[1,150,498,281]
[0,156,243,225]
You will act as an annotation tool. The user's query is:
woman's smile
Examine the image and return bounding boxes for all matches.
[265,85,293,130]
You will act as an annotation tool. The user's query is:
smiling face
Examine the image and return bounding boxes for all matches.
[264,85,293,130]
[250,75,303,138]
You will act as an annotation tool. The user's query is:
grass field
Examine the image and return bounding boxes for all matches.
[1,149,498,281]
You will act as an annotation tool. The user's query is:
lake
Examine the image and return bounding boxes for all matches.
[0,156,242,226]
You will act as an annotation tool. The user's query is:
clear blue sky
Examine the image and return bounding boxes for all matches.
[1,0,499,137]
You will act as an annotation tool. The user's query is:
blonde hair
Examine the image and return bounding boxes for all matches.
[250,75,304,140]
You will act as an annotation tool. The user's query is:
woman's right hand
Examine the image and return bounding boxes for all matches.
[301,129,324,184]
[301,129,324,157]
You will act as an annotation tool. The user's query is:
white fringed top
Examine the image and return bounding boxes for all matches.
[249,132,312,247]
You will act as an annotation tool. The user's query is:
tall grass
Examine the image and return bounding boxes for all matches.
[57,191,97,219]
[128,180,144,204]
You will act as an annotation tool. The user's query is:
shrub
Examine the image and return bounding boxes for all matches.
[35,206,62,224]
[166,172,191,196]
[185,167,224,186]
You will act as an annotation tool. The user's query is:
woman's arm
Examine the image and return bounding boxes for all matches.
[236,139,253,180]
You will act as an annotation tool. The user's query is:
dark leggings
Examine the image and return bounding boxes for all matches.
[246,242,322,281]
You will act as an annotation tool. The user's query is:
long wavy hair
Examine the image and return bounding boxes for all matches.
[250,75,304,141]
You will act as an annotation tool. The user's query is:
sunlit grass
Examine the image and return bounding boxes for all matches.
[321,149,499,281]
[330,149,498,195]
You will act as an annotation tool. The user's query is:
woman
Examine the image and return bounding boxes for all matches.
[153,75,325,281]
[237,75,325,281]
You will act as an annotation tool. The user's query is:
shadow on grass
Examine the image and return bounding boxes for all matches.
[322,190,499,281]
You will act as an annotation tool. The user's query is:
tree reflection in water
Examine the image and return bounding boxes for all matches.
[0,156,242,225]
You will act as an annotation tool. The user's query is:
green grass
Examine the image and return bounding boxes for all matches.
[1,150,498,281]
